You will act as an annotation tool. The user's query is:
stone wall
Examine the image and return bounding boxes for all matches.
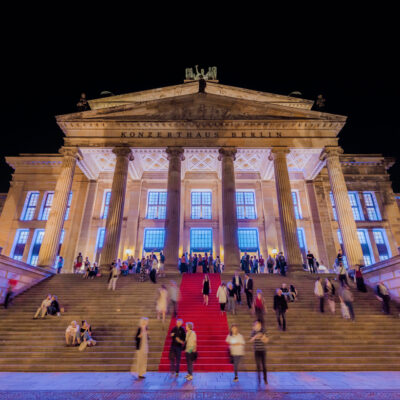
[362,255,400,302]
[0,254,54,304]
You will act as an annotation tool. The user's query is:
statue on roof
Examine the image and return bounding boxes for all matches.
[77,93,90,111]
[185,65,217,81]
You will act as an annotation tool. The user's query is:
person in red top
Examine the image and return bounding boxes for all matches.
[355,265,367,292]
[259,256,265,273]
[253,290,266,328]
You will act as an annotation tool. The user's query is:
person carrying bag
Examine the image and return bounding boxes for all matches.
[184,322,197,381]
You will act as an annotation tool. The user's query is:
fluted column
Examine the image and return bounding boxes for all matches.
[269,147,303,268]
[164,147,184,270]
[323,146,364,267]
[100,147,134,268]
[218,147,240,272]
[37,147,81,268]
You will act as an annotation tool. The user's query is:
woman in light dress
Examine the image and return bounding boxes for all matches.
[156,285,169,323]
[131,317,149,379]
[216,282,228,315]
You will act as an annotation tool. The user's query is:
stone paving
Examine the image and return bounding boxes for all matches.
[0,372,400,399]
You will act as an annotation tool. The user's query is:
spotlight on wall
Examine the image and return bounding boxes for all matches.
[125,249,132,255]
[272,248,278,255]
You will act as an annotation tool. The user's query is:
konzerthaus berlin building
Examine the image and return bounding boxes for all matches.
[1,77,399,272]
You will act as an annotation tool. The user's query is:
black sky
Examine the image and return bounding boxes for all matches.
[1,12,398,192]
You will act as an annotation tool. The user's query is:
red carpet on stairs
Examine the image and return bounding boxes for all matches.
[158,274,233,372]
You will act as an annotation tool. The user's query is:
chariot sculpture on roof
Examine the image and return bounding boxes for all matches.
[185,65,218,81]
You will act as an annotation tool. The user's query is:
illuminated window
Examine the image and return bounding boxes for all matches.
[292,191,302,219]
[373,229,391,260]
[146,191,167,219]
[64,192,73,220]
[236,191,256,219]
[143,228,165,252]
[39,192,54,220]
[101,191,112,219]
[357,229,374,265]
[11,229,29,261]
[363,192,381,221]
[191,191,212,219]
[21,192,39,221]
[29,229,44,266]
[337,230,348,267]
[329,192,337,220]
[190,228,212,253]
[238,228,259,252]
[96,228,106,250]
[330,191,363,221]
[297,228,307,261]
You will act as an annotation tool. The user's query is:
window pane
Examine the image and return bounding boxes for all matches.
[364,192,380,221]
[65,192,73,220]
[30,229,45,265]
[192,206,201,219]
[148,192,159,205]
[12,230,29,260]
[202,206,212,219]
[202,192,211,205]
[237,206,245,219]
[40,192,54,221]
[158,206,166,219]
[144,229,165,251]
[97,228,106,249]
[236,192,244,205]
[238,229,258,251]
[147,191,167,219]
[373,229,390,260]
[22,192,39,221]
[297,228,305,249]
[159,192,167,205]
[190,229,212,252]
[147,206,158,219]
[244,192,254,205]
[245,206,256,219]
[357,230,372,266]
[192,192,201,205]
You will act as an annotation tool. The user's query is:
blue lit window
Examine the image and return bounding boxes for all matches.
[349,192,364,221]
[190,228,212,252]
[191,191,212,219]
[11,229,30,261]
[292,191,302,219]
[39,192,54,220]
[363,192,381,221]
[357,229,374,266]
[337,230,348,267]
[146,191,167,219]
[236,191,256,219]
[373,229,391,260]
[96,228,106,250]
[329,192,337,220]
[64,192,73,220]
[297,228,307,261]
[101,191,112,219]
[29,229,45,266]
[144,228,165,252]
[238,228,259,252]
[21,192,39,221]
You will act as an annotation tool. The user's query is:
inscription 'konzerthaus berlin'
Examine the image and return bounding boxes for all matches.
[1,79,399,274]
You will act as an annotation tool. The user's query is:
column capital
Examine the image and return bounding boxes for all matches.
[166,147,185,161]
[112,146,134,161]
[268,146,290,161]
[218,147,237,161]
[59,146,83,161]
[320,146,344,161]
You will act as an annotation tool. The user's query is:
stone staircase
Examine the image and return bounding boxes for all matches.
[0,273,180,372]
[0,271,399,372]
[224,272,400,371]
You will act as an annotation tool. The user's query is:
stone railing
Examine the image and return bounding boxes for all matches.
[0,254,54,304]
[361,255,400,302]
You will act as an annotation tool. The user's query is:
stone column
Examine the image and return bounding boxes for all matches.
[37,147,81,268]
[100,147,134,268]
[218,147,240,272]
[323,146,364,267]
[164,147,184,270]
[269,147,303,268]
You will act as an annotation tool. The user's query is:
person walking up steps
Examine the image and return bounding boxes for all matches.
[314,277,324,313]
[131,317,149,379]
[169,319,186,377]
[226,324,245,382]
[227,282,236,314]
[202,274,211,306]
[216,282,228,315]
[156,285,168,324]
[324,277,336,314]
[250,320,269,385]
[184,322,197,381]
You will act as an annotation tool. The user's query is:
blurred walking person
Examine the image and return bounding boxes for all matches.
[202,274,211,306]
[131,317,149,379]
[226,324,245,382]
[273,289,288,331]
[253,290,266,328]
[184,322,197,381]
[339,284,355,321]
[156,285,168,324]
[250,320,269,385]
[314,277,324,313]
[216,282,228,315]
[324,277,336,314]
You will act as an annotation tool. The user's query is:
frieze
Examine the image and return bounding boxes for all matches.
[120,131,283,139]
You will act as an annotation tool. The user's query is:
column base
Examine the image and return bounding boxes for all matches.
[223,264,241,274]
[165,263,179,273]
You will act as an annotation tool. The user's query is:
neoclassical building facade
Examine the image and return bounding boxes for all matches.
[0,81,399,272]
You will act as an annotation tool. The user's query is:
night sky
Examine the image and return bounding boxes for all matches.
[1,18,398,193]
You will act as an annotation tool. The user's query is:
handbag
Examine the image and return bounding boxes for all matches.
[79,341,88,351]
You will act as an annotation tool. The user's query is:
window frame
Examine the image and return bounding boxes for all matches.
[363,191,382,221]
[146,190,167,220]
[28,229,45,266]
[190,190,212,220]
[190,228,213,253]
[236,190,257,220]
[356,228,375,266]
[291,190,302,220]
[39,191,54,221]
[143,228,166,252]
[20,191,40,221]
[237,228,259,252]
[101,190,112,220]
[348,191,364,221]
[372,228,392,261]
[11,229,30,261]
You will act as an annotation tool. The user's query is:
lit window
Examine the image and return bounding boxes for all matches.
[190,228,212,253]
[191,191,212,219]
[96,228,106,250]
[21,192,39,221]
[11,229,29,261]
[236,191,256,219]
[39,192,54,220]
[292,191,302,219]
[373,229,391,260]
[64,192,73,220]
[146,191,167,219]
[143,228,165,252]
[329,192,337,220]
[357,229,374,265]
[297,228,307,261]
[337,230,348,267]
[349,192,364,221]
[29,229,45,266]
[101,191,112,219]
[238,229,259,252]
[363,192,381,221]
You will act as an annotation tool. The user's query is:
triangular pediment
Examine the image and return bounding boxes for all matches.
[58,90,345,123]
